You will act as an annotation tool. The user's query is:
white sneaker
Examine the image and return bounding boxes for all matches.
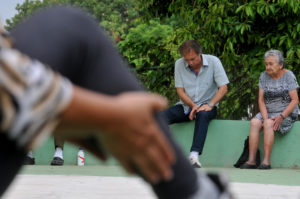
[190,156,202,168]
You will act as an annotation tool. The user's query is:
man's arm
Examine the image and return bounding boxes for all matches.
[176,87,199,120]
[176,87,197,108]
[198,84,228,112]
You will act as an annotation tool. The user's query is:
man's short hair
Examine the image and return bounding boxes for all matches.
[179,40,202,56]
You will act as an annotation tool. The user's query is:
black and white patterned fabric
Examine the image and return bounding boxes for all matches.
[0,29,73,150]
[255,70,299,134]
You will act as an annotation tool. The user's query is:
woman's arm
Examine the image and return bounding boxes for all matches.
[176,87,198,120]
[281,89,299,118]
[272,89,299,130]
[258,88,268,121]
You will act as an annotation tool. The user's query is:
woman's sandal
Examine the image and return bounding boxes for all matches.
[240,163,257,169]
[258,164,271,170]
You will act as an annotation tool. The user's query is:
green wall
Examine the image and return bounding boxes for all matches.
[171,120,300,168]
[33,120,300,168]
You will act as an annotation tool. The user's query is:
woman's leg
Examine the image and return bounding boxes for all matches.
[246,118,263,164]
[261,119,275,165]
[11,6,199,199]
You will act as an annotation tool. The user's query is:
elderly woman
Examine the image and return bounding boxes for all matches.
[241,49,299,170]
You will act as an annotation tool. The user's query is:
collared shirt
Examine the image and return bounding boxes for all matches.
[175,54,229,113]
[0,29,73,150]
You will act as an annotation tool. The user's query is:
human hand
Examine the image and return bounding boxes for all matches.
[99,92,175,184]
[55,88,175,184]
[189,105,199,120]
[197,104,212,112]
[271,115,283,131]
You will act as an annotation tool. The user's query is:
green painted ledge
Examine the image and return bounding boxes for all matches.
[170,120,300,168]
[32,120,300,168]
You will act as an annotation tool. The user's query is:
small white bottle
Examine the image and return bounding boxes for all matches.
[77,148,85,166]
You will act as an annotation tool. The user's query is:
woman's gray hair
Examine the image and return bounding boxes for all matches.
[264,49,285,66]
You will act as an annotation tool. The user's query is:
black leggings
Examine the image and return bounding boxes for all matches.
[5,6,198,199]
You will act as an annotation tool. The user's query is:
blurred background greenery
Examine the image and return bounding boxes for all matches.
[5,0,300,120]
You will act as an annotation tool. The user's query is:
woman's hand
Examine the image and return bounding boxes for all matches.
[271,115,283,131]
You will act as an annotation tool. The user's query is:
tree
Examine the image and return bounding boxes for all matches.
[6,0,300,119]
[5,0,139,42]
[136,0,300,119]
[118,19,178,103]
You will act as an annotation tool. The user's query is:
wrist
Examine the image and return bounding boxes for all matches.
[208,102,214,108]
[280,113,285,119]
[191,104,198,109]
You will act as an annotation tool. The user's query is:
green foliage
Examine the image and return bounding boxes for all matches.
[137,0,300,119]
[67,0,140,41]
[118,20,178,104]
[119,20,173,68]
[5,0,139,42]
[5,0,300,119]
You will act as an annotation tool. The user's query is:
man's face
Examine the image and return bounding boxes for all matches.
[183,50,202,69]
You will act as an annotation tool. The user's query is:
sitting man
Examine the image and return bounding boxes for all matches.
[163,40,229,168]
[0,6,231,199]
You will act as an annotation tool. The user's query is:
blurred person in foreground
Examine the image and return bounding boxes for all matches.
[0,6,231,199]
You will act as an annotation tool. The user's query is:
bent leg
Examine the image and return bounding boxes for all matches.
[191,107,217,154]
[262,119,275,165]
[11,6,198,199]
[247,118,263,164]
[54,136,64,150]
[162,105,190,124]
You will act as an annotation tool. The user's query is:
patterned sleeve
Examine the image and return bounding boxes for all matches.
[286,70,299,91]
[258,72,265,89]
[0,35,73,150]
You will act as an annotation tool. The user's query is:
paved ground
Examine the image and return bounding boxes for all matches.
[3,165,300,199]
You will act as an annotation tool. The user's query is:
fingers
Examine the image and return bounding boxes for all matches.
[273,123,279,131]
[118,158,134,174]
[130,115,175,183]
[132,140,174,184]
[149,119,175,165]
[189,112,194,120]
[273,116,283,131]
[145,93,168,112]
[197,106,205,112]
[189,108,197,120]
[197,104,211,112]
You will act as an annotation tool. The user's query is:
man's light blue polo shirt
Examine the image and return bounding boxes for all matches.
[174,54,229,114]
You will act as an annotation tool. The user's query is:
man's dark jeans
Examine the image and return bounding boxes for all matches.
[163,104,217,154]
